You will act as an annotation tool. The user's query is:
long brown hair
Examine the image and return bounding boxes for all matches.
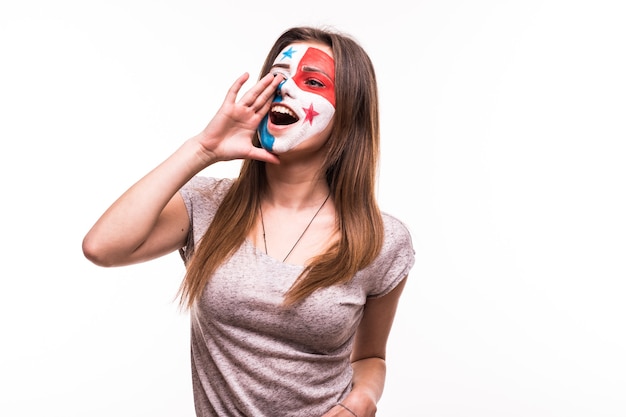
[179,26,384,308]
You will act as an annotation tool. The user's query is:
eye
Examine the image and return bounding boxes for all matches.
[305,78,325,88]
[272,69,290,79]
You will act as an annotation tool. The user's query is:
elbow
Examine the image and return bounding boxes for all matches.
[82,235,120,267]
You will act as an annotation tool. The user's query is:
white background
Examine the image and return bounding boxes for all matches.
[1,1,625,416]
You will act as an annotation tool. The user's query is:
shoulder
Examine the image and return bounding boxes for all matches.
[178,176,235,262]
[179,176,235,231]
[358,212,415,298]
[181,176,234,199]
[381,211,414,253]
[179,176,234,211]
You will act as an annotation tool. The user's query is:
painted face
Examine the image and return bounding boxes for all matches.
[258,44,336,153]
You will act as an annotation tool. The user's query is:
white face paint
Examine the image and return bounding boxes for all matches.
[258,43,336,154]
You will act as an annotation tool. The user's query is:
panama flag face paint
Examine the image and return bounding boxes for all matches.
[258,43,336,153]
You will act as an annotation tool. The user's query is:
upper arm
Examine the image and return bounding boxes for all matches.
[125,191,190,264]
[351,276,408,362]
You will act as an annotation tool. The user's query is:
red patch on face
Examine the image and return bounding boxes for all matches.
[292,47,336,107]
[303,104,319,125]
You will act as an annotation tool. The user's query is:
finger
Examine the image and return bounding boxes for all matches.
[238,73,278,108]
[251,74,285,113]
[248,147,281,165]
[224,72,250,104]
[253,93,275,118]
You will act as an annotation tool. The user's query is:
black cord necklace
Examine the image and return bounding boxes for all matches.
[259,192,331,263]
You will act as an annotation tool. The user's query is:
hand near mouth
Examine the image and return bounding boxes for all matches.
[194,72,283,166]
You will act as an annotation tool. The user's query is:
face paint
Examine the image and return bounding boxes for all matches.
[258,44,335,153]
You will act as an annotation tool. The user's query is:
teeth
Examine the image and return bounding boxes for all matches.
[272,105,296,118]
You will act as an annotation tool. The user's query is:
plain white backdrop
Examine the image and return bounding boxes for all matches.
[1,0,625,416]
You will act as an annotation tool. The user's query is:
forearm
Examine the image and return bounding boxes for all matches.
[342,357,386,417]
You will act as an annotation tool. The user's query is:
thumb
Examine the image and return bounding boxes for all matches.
[248,148,280,165]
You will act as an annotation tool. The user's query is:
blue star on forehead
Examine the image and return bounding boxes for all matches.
[280,46,297,60]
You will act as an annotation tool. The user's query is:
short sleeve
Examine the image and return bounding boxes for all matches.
[178,176,234,264]
[365,213,415,298]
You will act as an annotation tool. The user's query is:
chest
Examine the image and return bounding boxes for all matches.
[195,241,367,353]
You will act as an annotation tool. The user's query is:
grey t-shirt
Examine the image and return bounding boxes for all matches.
[179,176,415,417]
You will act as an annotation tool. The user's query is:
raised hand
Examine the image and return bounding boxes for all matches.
[194,72,284,165]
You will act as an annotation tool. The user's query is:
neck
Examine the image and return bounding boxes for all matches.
[264,163,329,210]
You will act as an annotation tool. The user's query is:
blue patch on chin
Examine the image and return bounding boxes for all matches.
[258,95,284,152]
[258,115,275,151]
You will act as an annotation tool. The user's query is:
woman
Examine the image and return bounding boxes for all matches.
[83,26,415,417]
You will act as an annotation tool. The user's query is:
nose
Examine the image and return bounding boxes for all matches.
[277,76,295,98]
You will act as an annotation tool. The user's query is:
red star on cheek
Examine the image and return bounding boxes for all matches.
[303,104,319,125]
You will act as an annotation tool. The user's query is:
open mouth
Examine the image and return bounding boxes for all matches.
[269,104,299,125]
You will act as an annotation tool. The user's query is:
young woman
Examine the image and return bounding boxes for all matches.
[83,26,415,417]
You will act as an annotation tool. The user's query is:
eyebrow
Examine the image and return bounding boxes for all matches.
[271,63,290,71]
[270,63,332,80]
[302,65,331,79]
